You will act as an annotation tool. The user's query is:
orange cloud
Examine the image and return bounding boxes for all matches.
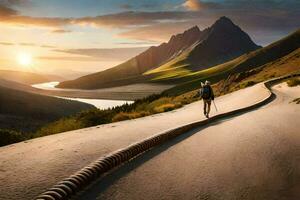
[0,15,72,28]
[182,0,219,11]
[54,47,148,61]
[0,7,197,30]
[73,11,194,28]
[182,0,202,11]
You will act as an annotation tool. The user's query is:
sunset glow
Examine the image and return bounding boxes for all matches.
[17,53,32,67]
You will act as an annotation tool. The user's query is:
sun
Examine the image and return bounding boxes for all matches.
[17,53,32,66]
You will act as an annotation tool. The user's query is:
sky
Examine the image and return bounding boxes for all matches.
[0,0,299,78]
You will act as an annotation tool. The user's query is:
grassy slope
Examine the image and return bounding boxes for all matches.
[163,29,300,95]
[57,57,146,89]
[0,86,94,133]
[144,44,196,80]
[287,77,300,87]
[219,48,300,94]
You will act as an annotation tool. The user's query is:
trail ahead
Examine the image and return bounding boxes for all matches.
[76,83,300,200]
[0,82,298,200]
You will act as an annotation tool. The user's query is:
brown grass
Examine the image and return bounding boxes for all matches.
[287,78,300,87]
[112,111,150,122]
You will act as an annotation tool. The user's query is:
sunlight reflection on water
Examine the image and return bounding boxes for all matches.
[32,82,133,109]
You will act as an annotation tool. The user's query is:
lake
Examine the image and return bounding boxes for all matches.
[32,82,134,109]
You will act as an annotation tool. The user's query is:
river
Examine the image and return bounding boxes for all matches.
[32,82,134,109]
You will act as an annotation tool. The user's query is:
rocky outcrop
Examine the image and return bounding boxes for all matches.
[188,16,261,70]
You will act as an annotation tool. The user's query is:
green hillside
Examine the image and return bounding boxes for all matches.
[0,86,94,133]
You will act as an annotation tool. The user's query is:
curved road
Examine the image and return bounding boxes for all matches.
[0,83,289,200]
[76,83,300,200]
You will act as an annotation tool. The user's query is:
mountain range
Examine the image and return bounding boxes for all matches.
[57,17,261,89]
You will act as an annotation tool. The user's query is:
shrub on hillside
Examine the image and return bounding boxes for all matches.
[0,129,25,146]
[287,78,300,87]
[76,109,114,126]
[35,118,85,137]
[153,103,182,113]
[112,111,150,122]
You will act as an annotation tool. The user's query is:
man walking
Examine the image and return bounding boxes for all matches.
[200,80,214,118]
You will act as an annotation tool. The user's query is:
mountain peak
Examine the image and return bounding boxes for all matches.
[185,26,200,34]
[168,25,201,44]
[212,16,235,28]
[188,16,260,69]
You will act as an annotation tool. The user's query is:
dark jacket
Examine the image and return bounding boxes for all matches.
[202,85,214,100]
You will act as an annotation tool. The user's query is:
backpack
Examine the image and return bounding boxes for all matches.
[199,85,211,99]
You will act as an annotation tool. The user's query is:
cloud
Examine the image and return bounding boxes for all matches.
[182,0,218,11]
[0,0,32,8]
[0,3,72,28]
[73,11,198,28]
[118,21,198,42]
[0,5,18,16]
[116,41,158,45]
[182,0,202,11]
[0,1,298,45]
[0,41,14,45]
[51,29,72,33]
[0,7,197,29]
[37,56,102,62]
[0,0,29,6]
[0,41,56,48]
[120,4,132,10]
[1,15,72,28]
[40,45,56,48]
[18,42,57,48]
[54,47,149,61]
[19,42,36,46]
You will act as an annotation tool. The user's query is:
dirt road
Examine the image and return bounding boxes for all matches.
[77,83,300,200]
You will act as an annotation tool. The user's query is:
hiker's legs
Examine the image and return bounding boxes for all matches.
[203,100,207,115]
[207,100,211,116]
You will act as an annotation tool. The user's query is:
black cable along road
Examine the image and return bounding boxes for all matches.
[35,73,300,200]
